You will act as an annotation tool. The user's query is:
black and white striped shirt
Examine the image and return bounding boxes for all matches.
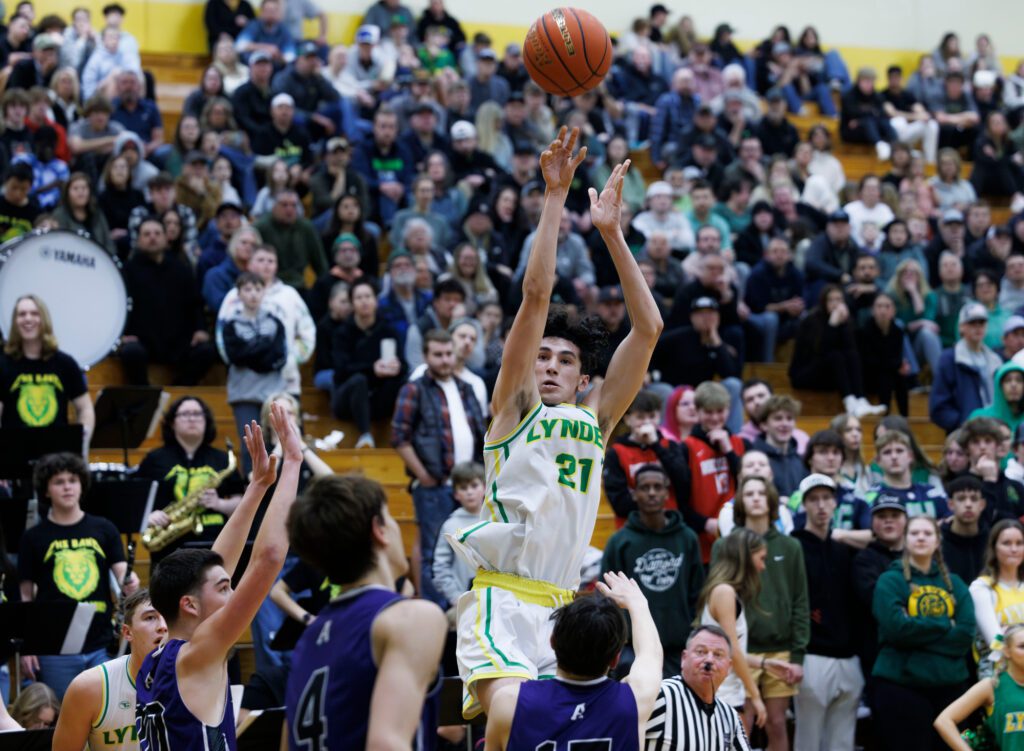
[644,676,752,751]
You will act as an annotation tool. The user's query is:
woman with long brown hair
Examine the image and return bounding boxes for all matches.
[698,526,785,735]
[51,173,114,255]
[0,294,93,446]
[970,520,1024,678]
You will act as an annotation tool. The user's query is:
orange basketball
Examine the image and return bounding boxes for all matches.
[523,7,612,97]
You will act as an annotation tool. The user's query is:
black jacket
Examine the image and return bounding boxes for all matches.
[123,253,205,361]
[852,540,902,672]
[666,278,742,331]
[652,326,740,387]
[231,80,272,135]
[332,316,406,388]
[941,527,988,585]
[793,529,859,658]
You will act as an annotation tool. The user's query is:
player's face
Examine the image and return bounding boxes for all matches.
[802,488,836,531]
[536,337,587,406]
[193,565,233,622]
[681,631,731,691]
[377,504,408,578]
[1006,630,1024,671]
[126,601,168,652]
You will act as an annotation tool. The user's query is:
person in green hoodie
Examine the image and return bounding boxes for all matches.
[711,473,808,751]
[970,359,1024,438]
[601,463,705,678]
[871,514,976,751]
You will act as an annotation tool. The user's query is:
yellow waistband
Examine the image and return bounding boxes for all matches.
[472,569,575,608]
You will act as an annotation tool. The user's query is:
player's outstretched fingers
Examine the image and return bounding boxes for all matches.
[572,145,588,169]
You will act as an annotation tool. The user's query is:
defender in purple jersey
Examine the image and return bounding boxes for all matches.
[284,474,446,751]
[136,411,302,751]
[485,572,663,751]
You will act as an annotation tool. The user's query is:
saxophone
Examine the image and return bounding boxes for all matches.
[142,444,238,552]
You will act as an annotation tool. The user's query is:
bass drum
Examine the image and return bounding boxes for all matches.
[0,230,129,367]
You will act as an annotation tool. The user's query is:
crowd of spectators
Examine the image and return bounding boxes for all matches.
[5,0,1024,746]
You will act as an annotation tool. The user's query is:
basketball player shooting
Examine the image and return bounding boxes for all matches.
[449,126,663,719]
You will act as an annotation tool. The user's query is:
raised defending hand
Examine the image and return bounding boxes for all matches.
[595,571,648,611]
[244,421,278,486]
[539,125,587,193]
[589,159,631,234]
[270,401,304,463]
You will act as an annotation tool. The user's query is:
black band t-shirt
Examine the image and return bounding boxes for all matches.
[18,512,125,652]
[0,350,87,428]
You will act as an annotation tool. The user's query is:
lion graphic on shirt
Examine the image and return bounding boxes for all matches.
[53,547,100,601]
[16,382,58,427]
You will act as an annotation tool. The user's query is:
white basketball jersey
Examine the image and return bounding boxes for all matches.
[450,402,604,589]
[88,655,139,751]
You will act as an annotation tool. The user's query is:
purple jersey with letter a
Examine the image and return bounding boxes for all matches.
[507,677,639,751]
[136,639,237,751]
[285,586,440,751]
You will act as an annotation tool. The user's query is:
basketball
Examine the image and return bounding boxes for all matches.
[523,7,612,98]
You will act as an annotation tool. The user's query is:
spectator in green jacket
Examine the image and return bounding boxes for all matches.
[871,515,975,751]
[601,463,704,678]
[254,188,327,288]
[712,473,809,751]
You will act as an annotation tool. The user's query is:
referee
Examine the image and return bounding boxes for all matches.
[645,625,752,751]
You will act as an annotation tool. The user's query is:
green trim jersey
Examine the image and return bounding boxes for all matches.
[89,655,139,751]
[450,402,604,589]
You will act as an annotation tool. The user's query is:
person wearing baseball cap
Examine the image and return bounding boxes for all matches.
[270,41,341,142]
[930,300,1004,432]
[804,206,860,296]
[851,494,907,681]
[790,471,862,751]
[1002,314,1024,359]
[448,119,503,198]
[650,294,739,389]
[251,90,312,167]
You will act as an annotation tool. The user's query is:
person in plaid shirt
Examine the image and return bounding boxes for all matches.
[392,328,485,606]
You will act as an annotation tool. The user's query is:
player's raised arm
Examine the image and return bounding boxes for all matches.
[490,126,587,424]
[185,404,301,664]
[587,161,664,434]
[596,571,663,740]
[210,422,277,576]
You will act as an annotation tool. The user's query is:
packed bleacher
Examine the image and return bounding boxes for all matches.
[3,0,1024,748]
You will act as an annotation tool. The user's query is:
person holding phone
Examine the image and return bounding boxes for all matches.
[392,329,486,605]
[331,278,406,449]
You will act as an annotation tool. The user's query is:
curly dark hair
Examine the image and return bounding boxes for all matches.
[542,305,608,376]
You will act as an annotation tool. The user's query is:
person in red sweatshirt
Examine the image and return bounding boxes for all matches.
[604,390,691,528]
[684,380,748,562]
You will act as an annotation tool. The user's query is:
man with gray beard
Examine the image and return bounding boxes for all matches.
[601,464,705,677]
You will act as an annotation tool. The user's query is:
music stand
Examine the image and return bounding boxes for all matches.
[0,729,54,751]
[91,387,166,466]
[237,708,284,751]
[83,479,158,536]
[0,601,95,695]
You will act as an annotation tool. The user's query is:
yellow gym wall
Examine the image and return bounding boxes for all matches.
[59,0,1024,76]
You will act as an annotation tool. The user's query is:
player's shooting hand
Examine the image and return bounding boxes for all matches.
[271,402,304,463]
[595,571,648,612]
[245,420,279,486]
[540,125,587,194]
[589,159,631,234]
